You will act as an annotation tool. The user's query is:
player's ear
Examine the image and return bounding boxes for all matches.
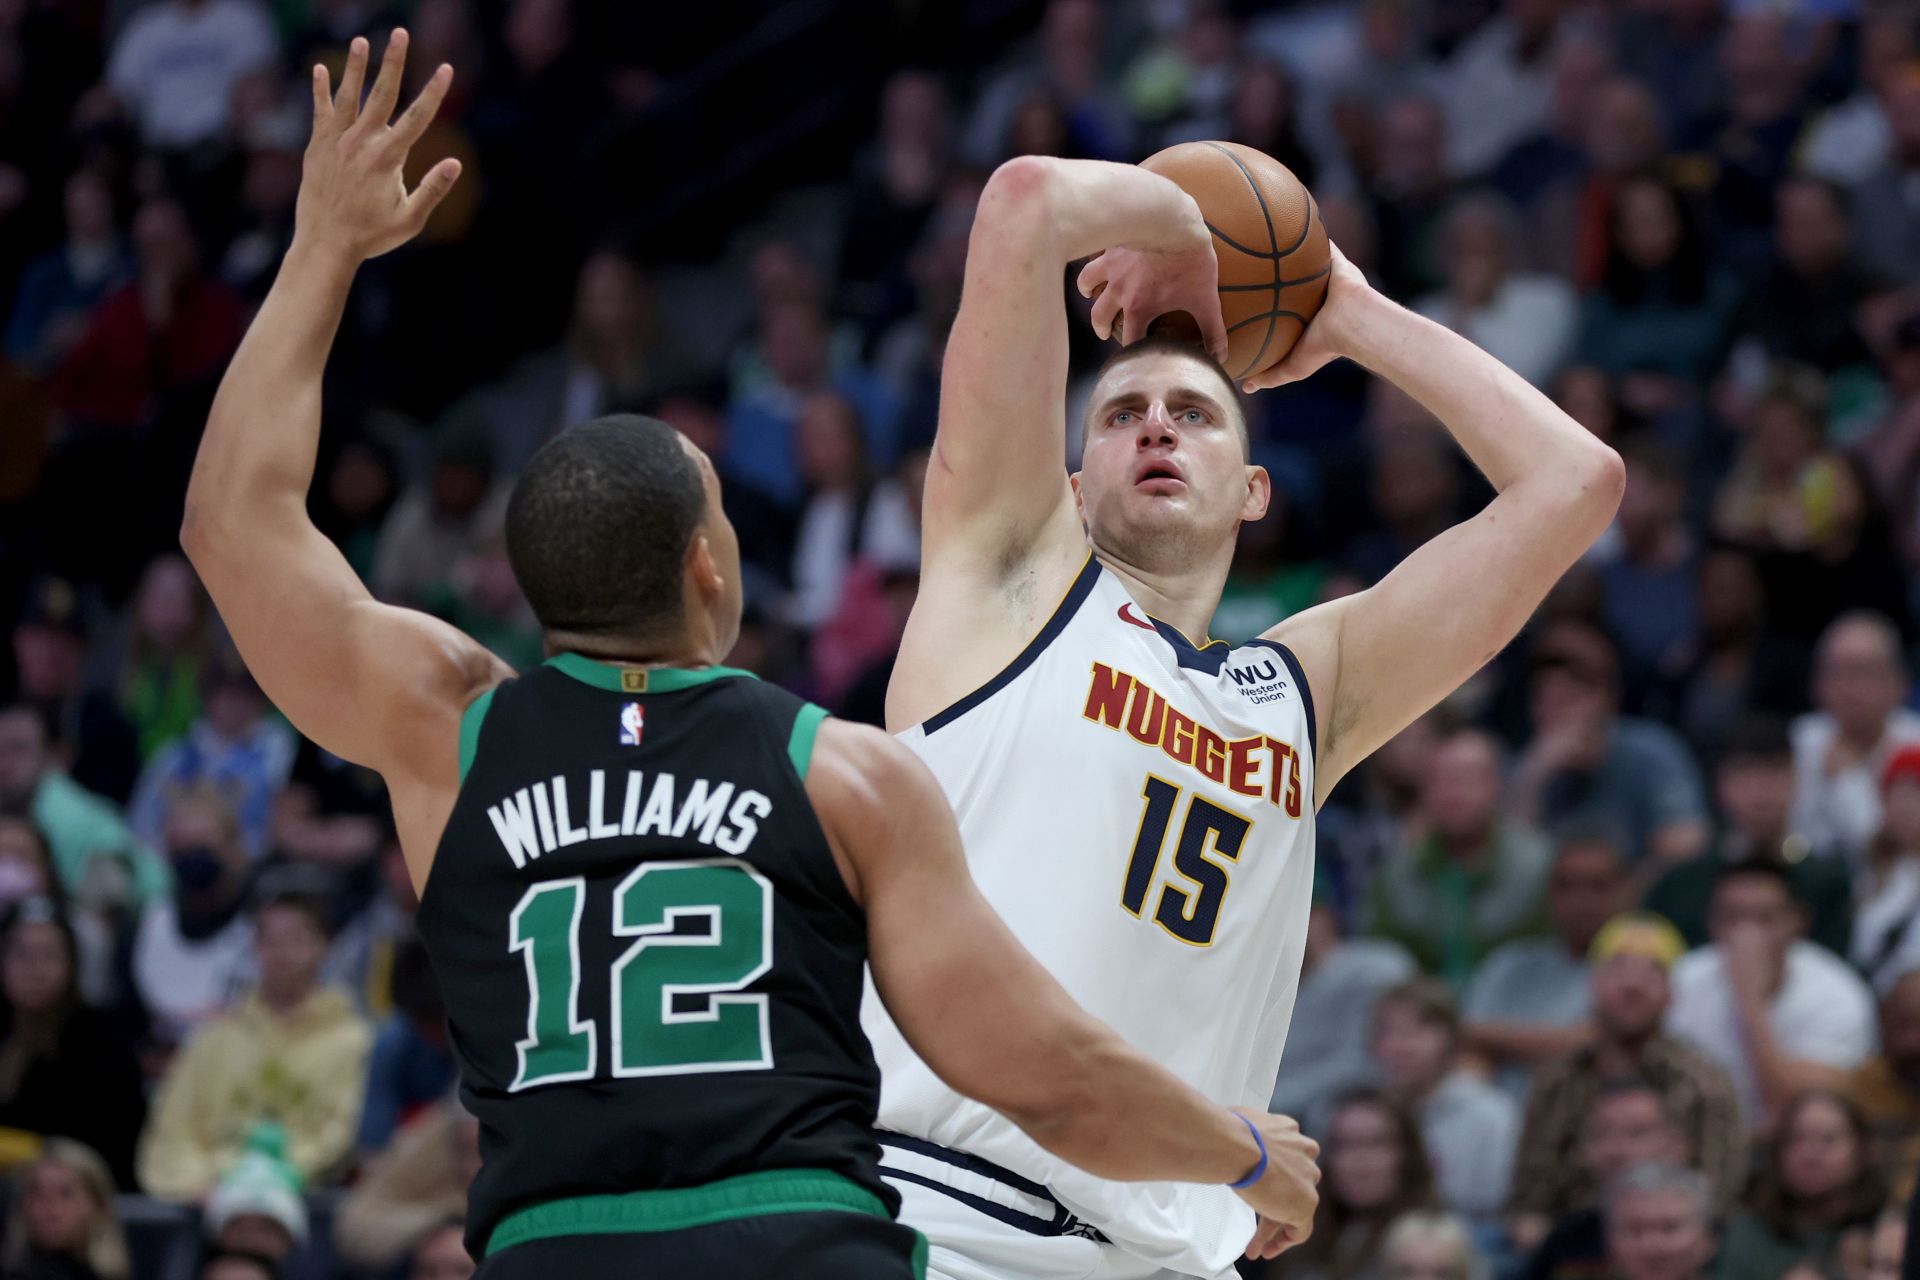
[686,533,724,601]
[1070,471,1087,524]
[1241,465,1271,523]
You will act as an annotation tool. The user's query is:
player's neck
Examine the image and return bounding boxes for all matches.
[544,630,725,672]
[1092,545,1232,645]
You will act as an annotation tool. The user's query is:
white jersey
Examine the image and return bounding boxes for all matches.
[862,555,1318,1279]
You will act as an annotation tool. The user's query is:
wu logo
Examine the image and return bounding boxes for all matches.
[1228,660,1279,688]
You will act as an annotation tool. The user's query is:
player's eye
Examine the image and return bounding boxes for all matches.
[1113,411,1136,426]
[1182,409,1206,423]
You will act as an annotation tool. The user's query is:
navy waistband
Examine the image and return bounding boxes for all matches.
[875,1132,1109,1243]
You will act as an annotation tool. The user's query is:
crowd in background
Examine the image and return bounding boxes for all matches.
[2,0,1920,1276]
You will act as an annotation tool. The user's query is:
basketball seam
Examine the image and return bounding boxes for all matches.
[1226,310,1312,334]
[1199,142,1280,380]
[1218,264,1331,292]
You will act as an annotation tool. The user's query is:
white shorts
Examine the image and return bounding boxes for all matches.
[880,1135,1206,1280]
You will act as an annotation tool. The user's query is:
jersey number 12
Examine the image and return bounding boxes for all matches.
[507,859,773,1091]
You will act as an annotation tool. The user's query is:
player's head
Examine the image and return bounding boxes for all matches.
[1073,337,1267,575]
[506,415,743,662]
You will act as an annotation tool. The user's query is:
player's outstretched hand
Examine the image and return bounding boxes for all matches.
[297,30,459,263]
[1076,240,1230,365]
[1239,244,1374,393]
[1230,1107,1320,1260]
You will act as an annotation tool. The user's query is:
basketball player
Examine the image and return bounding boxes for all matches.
[860,156,1625,1278]
[180,36,1324,1279]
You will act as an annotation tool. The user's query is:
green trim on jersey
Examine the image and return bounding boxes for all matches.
[911,1227,929,1279]
[545,652,758,695]
[788,703,829,779]
[458,687,498,785]
[483,1168,890,1256]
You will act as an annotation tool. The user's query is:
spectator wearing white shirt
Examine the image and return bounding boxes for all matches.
[1414,193,1578,389]
[1667,859,1878,1131]
[1790,611,1920,868]
[105,0,279,149]
[1854,745,1920,992]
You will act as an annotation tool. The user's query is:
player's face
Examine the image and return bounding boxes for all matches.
[1074,353,1267,574]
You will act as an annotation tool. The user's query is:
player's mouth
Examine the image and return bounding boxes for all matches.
[1133,457,1187,495]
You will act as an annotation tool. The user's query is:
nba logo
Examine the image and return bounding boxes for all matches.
[619,702,644,746]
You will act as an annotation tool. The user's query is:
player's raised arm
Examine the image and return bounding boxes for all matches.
[926,157,1226,566]
[180,33,505,877]
[1261,250,1625,806]
[806,719,1320,1254]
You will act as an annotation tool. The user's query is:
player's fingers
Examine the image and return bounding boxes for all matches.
[405,156,462,228]
[389,63,452,151]
[1195,299,1230,366]
[1076,254,1111,299]
[1089,284,1122,343]
[310,64,333,129]
[334,37,369,123]
[358,28,409,130]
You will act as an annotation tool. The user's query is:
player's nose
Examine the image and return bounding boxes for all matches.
[1136,403,1178,445]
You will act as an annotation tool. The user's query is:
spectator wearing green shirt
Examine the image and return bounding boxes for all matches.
[1368,728,1554,988]
[0,704,168,909]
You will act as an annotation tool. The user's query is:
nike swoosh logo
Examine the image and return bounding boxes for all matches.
[1118,603,1156,631]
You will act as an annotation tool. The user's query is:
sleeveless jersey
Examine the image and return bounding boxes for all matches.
[860,555,1318,1278]
[419,655,893,1256]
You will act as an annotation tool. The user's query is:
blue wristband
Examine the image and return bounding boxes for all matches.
[1226,1113,1268,1189]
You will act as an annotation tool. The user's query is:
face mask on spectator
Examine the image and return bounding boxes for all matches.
[170,846,226,891]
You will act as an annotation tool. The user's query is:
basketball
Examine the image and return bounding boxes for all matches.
[1140,140,1331,383]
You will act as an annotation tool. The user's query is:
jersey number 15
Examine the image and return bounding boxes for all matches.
[1119,776,1254,947]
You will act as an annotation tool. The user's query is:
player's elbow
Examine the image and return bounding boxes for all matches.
[983,1030,1134,1177]
[977,157,1062,241]
[1577,439,1626,518]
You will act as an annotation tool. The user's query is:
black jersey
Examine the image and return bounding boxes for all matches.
[418,654,891,1256]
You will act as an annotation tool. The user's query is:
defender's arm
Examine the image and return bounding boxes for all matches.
[182,35,505,883]
[1264,253,1624,805]
[806,719,1320,1250]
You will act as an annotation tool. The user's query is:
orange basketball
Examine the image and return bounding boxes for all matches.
[1140,140,1331,382]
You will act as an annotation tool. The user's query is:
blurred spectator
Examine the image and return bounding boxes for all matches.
[139,886,370,1200]
[127,646,295,862]
[1367,729,1551,989]
[1670,546,1811,765]
[1509,913,1746,1243]
[961,0,1133,166]
[407,1220,473,1280]
[310,437,399,584]
[1462,828,1627,1094]
[1510,618,1710,874]
[0,1141,129,1280]
[1344,426,1462,586]
[1713,377,1833,548]
[1842,969,1920,1199]
[353,936,455,1157]
[419,529,541,671]
[1413,193,1577,389]
[0,818,112,1004]
[48,197,243,433]
[1262,1088,1437,1280]
[786,391,919,630]
[1213,490,1327,644]
[1718,1089,1887,1279]
[12,578,138,805]
[1372,978,1519,1218]
[1486,37,1609,274]
[203,1132,305,1267]
[115,555,210,763]
[1667,859,1877,1129]
[1603,1163,1717,1280]
[1522,1079,1694,1278]
[839,71,950,331]
[1734,178,1878,378]
[1271,892,1416,1135]
[4,170,129,376]
[1577,173,1737,397]
[0,705,165,910]
[131,785,254,1044]
[1378,1210,1483,1280]
[1213,60,1318,192]
[1563,78,1671,290]
[724,295,901,507]
[335,1096,479,1273]
[1871,1201,1905,1280]
[1850,67,1920,286]
[1431,0,1571,181]
[369,424,510,609]
[1792,612,1920,865]
[1369,95,1453,300]
[197,1252,278,1280]
[1121,1,1236,138]
[1645,715,1852,956]
[1752,454,1911,650]
[1855,751,1920,988]
[451,251,696,477]
[1684,15,1809,244]
[1801,15,1915,186]
[103,0,278,149]
[0,901,144,1188]
[1599,440,1697,684]
[217,105,303,301]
